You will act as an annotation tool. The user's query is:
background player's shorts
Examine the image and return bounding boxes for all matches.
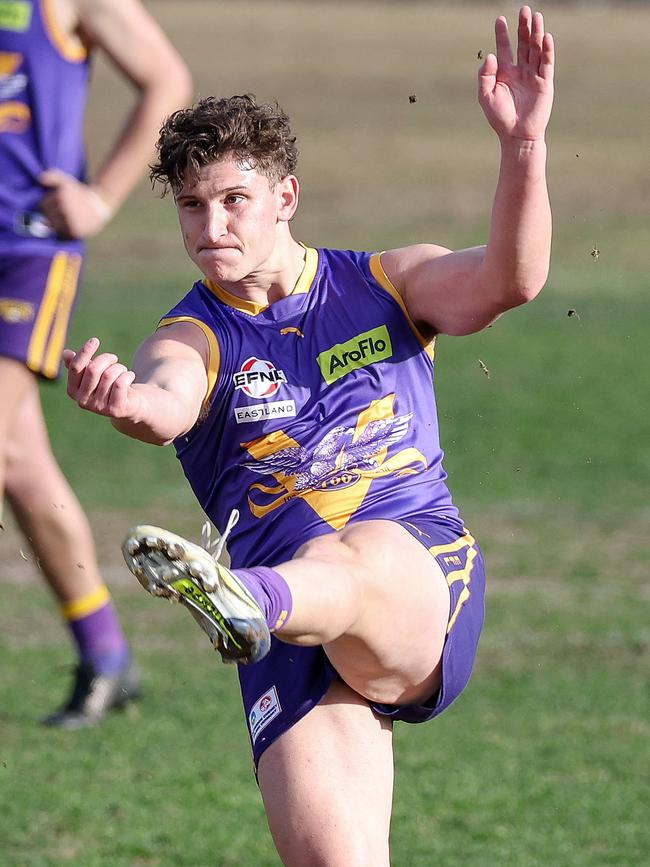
[0,251,83,379]
[238,514,486,767]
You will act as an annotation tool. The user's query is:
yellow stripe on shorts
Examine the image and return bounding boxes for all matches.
[428,530,478,634]
[27,252,81,377]
[42,253,81,378]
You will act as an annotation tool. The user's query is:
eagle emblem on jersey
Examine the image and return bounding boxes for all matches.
[241,393,427,529]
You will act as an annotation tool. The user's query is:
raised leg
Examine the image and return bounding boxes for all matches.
[123,518,450,705]
[274,520,451,706]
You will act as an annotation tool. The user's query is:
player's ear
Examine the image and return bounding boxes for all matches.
[276,175,299,222]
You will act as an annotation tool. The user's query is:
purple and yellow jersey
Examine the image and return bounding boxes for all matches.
[161,246,461,569]
[0,0,89,254]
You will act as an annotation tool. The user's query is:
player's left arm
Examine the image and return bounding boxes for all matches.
[382,6,554,337]
[39,0,192,239]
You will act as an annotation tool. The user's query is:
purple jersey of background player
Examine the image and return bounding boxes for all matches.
[160,246,463,569]
[0,0,89,254]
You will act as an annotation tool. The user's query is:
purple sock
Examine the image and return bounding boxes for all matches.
[234,567,293,632]
[68,602,130,675]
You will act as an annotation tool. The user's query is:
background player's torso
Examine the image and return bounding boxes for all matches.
[0,0,89,253]
[166,246,460,567]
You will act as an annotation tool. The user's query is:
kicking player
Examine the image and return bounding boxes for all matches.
[0,0,191,727]
[65,7,553,863]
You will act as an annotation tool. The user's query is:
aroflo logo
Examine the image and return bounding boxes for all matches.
[317,325,392,384]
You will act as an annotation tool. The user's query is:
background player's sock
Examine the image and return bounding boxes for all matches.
[233,567,292,632]
[64,588,131,675]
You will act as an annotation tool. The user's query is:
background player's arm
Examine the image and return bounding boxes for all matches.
[40,0,192,239]
[64,323,209,445]
[382,7,554,337]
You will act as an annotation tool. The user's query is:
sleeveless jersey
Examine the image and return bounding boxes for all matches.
[0,0,89,254]
[161,246,461,569]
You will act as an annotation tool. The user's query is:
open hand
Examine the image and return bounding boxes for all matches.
[478,6,554,142]
[64,337,140,419]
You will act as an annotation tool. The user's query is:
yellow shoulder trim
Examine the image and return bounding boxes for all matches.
[205,245,319,315]
[369,252,435,361]
[41,0,88,63]
[293,244,319,294]
[157,316,221,408]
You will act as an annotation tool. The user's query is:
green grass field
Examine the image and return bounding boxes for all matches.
[1,2,649,864]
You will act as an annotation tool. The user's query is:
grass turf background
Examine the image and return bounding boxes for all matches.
[1,2,648,864]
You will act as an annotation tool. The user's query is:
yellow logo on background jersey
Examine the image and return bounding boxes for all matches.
[0,100,30,132]
[0,52,30,132]
[0,298,33,323]
[0,51,22,75]
[241,393,427,530]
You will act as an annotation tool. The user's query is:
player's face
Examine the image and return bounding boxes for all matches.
[174,158,296,285]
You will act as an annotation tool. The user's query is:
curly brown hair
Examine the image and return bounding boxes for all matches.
[150,95,298,195]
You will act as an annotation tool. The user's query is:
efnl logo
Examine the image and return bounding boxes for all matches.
[233,357,287,399]
[317,325,392,384]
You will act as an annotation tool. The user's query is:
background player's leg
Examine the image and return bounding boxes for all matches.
[258,679,393,867]
[5,383,139,725]
[6,382,107,600]
[0,356,34,503]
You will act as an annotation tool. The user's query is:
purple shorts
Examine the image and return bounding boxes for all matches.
[0,251,83,379]
[238,514,486,767]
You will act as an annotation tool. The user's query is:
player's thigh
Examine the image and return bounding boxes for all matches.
[316,520,450,701]
[5,383,56,491]
[258,679,393,867]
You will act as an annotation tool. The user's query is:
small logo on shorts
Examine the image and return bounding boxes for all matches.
[0,298,33,323]
[233,357,287,399]
[249,685,281,743]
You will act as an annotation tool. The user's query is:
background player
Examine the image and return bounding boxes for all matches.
[64,7,553,864]
[0,0,191,727]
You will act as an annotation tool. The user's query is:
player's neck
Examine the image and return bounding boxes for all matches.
[219,233,307,307]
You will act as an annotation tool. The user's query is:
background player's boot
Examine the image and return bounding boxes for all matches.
[122,525,271,665]
[43,659,141,729]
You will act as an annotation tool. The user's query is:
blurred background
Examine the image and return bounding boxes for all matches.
[1,2,648,864]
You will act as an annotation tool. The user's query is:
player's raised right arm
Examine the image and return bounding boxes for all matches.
[64,324,208,446]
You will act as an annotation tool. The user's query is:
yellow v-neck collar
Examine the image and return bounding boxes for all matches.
[204,244,319,315]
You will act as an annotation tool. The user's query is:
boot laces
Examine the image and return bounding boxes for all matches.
[200,508,240,563]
